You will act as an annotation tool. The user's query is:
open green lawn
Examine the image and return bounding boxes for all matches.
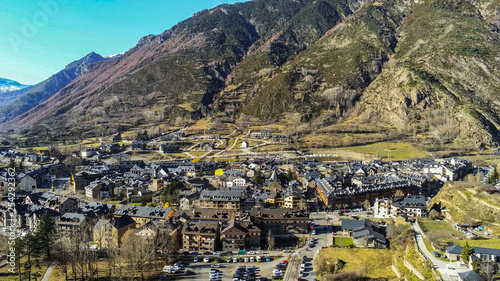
[129,202,153,206]
[419,220,457,232]
[189,151,209,157]
[334,237,354,246]
[344,142,430,160]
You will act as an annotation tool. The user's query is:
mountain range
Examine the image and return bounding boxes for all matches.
[0,52,108,124]
[3,0,500,151]
[0,78,30,94]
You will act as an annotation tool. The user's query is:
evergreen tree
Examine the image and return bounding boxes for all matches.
[286,169,293,181]
[8,158,15,168]
[253,172,263,186]
[487,168,499,184]
[472,259,479,273]
[161,181,177,203]
[461,242,475,263]
[34,214,56,260]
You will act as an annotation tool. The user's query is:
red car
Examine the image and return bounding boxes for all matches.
[282,260,288,264]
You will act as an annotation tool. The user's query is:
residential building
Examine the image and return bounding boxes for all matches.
[195,189,242,210]
[221,219,261,251]
[341,219,387,248]
[93,215,136,248]
[374,195,427,218]
[250,208,309,235]
[114,205,175,228]
[182,221,220,253]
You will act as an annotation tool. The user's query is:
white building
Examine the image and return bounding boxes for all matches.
[232,177,246,186]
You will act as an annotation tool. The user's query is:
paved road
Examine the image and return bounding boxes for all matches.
[41,260,57,281]
[412,223,469,281]
[282,212,332,281]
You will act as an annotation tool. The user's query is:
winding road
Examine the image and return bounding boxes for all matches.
[412,222,469,281]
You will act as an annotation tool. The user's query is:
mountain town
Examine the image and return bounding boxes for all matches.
[1,0,500,280]
[0,129,499,280]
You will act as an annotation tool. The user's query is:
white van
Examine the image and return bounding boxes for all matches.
[250,256,255,262]
[244,257,249,262]
[256,256,261,262]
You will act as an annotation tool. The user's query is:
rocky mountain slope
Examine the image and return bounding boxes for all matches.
[4,0,500,151]
[0,52,107,124]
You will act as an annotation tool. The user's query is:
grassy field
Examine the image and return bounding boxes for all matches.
[247,124,284,131]
[177,103,195,112]
[419,219,464,251]
[314,248,397,279]
[168,153,189,158]
[343,142,430,160]
[458,239,500,249]
[0,256,51,281]
[405,243,434,280]
[334,237,354,246]
[188,118,212,131]
[189,151,209,157]
[419,220,458,233]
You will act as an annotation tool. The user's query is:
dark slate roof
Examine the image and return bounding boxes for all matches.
[342,220,365,230]
[471,246,500,257]
[199,189,241,202]
[457,270,484,281]
[393,195,427,211]
[446,244,463,255]
[114,215,136,229]
[342,219,379,231]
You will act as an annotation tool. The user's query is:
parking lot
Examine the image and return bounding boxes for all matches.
[170,258,281,281]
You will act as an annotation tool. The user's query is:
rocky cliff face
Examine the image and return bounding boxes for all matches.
[5,0,500,150]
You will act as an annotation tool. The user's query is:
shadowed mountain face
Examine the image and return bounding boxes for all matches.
[0,52,108,124]
[5,0,500,150]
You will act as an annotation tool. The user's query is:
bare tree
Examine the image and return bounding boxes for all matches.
[121,229,150,280]
[267,231,275,250]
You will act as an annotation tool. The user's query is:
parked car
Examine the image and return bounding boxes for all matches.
[312,230,316,235]
[194,257,198,263]
[250,256,255,262]
[211,264,221,268]
[214,251,221,255]
[227,257,232,263]
[244,257,249,262]
[204,257,210,263]
[266,256,271,262]
[163,266,176,273]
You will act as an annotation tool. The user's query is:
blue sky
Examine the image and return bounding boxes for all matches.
[0,0,247,85]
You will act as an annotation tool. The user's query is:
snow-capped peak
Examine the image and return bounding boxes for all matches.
[0,78,31,94]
